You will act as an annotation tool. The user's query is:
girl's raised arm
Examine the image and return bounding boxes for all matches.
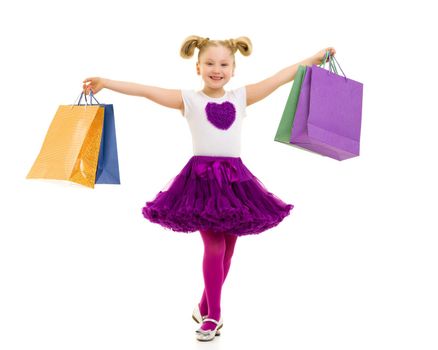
[245,48,336,107]
[83,77,183,111]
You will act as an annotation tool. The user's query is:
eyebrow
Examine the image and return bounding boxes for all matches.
[205,59,231,63]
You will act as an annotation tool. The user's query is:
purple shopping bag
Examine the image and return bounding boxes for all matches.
[290,54,363,160]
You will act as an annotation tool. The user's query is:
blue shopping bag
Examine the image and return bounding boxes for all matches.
[84,92,121,184]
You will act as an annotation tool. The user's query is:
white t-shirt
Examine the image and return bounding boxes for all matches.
[180,87,247,157]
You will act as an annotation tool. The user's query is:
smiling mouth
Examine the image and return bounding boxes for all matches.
[210,76,223,80]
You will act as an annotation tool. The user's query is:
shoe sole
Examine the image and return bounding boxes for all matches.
[197,336,218,341]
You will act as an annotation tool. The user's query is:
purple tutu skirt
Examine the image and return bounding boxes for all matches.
[142,155,293,236]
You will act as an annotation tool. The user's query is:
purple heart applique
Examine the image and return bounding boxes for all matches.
[205,101,236,130]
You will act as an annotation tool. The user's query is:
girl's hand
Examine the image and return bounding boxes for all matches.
[311,47,336,65]
[82,77,105,95]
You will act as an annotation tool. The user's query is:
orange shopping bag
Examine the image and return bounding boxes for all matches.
[26,92,105,188]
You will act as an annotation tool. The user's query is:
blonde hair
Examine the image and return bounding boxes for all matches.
[180,35,252,63]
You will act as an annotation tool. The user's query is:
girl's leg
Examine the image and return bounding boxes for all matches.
[223,233,238,282]
[199,229,226,331]
[199,231,238,330]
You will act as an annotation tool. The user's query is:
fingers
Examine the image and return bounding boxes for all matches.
[82,78,94,95]
[82,77,100,95]
[82,83,93,95]
[326,47,336,56]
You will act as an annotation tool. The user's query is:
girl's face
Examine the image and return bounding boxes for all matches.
[196,45,235,90]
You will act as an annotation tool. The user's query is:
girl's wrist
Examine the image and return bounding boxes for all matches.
[300,57,315,67]
[102,78,110,88]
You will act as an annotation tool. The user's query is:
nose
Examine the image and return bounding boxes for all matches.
[212,64,221,74]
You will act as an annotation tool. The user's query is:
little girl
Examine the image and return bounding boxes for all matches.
[83,35,336,342]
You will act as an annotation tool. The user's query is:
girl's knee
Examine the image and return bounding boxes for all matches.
[200,230,226,255]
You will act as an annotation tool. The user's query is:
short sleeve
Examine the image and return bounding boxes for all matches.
[232,86,247,118]
[180,89,192,119]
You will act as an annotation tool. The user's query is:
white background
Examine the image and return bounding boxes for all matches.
[1,1,437,349]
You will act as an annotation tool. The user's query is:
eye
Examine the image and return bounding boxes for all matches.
[222,64,229,67]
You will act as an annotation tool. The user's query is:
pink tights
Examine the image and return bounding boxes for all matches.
[199,230,238,331]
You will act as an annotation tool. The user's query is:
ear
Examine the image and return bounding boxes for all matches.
[196,62,200,75]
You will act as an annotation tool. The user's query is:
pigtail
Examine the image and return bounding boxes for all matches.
[180,35,210,59]
[229,36,252,57]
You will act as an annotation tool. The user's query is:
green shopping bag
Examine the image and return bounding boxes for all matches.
[274,65,307,144]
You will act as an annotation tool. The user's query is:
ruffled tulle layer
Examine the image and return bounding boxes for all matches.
[142,155,293,236]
